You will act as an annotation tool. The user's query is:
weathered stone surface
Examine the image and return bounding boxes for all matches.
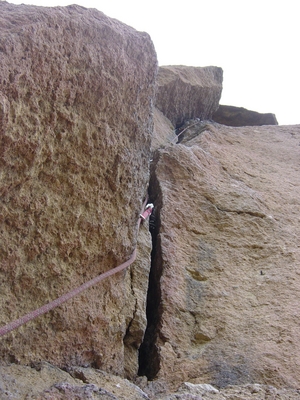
[175,119,214,144]
[1,2,299,395]
[1,363,299,399]
[0,363,150,399]
[0,363,80,399]
[158,382,300,400]
[213,104,278,126]
[144,123,300,390]
[155,66,223,128]
[124,223,152,380]
[0,1,156,375]
[151,108,176,152]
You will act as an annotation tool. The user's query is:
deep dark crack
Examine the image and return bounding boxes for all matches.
[138,153,163,380]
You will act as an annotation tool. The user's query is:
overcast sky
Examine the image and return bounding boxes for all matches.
[8,0,300,125]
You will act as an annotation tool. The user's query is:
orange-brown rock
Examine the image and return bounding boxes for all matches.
[143,122,300,391]
[1,2,299,396]
[155,66,223,128]
[213,104,278,126]
[0,1,156,376]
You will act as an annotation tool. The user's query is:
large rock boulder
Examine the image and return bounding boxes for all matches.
[155,66,223,128]
[0,2,156,377]
[141,123,300,391]
[213,104,278,126]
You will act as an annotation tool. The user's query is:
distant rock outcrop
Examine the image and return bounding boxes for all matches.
[0,1,156,377]
[213,104,278,126]
[155,65,223,128]
[144,122,300,391]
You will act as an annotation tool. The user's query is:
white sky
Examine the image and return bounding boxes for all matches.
[8,0,300,125]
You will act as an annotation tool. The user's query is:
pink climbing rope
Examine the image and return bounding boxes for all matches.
[0,199,153,337]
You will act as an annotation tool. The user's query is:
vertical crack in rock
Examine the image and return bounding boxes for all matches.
[138,153,163,380]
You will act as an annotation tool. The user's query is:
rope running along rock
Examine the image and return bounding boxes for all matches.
[0,199,153,337]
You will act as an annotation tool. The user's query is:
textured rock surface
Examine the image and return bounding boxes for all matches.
[213,104,278,126]
[158,382,300,400]
[0,2,156,375]
[124,223,152,380]
[144,123,300,390]
[151,108,176,152]
[1,363,299,399]
[0,363,150,399]
[1,1,299,396]
[155,66,223,128]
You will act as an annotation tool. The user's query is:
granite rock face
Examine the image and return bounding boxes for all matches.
[143,122,300,391]
[213,104,278,126]
[155,66,223,128]
[0,1,156,376]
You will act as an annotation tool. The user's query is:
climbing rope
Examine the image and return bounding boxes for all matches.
[171,119,202,144]
[0,200,154,337]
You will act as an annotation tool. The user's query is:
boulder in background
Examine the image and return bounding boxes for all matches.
[213,104,278,126]
[155,65,223,128]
